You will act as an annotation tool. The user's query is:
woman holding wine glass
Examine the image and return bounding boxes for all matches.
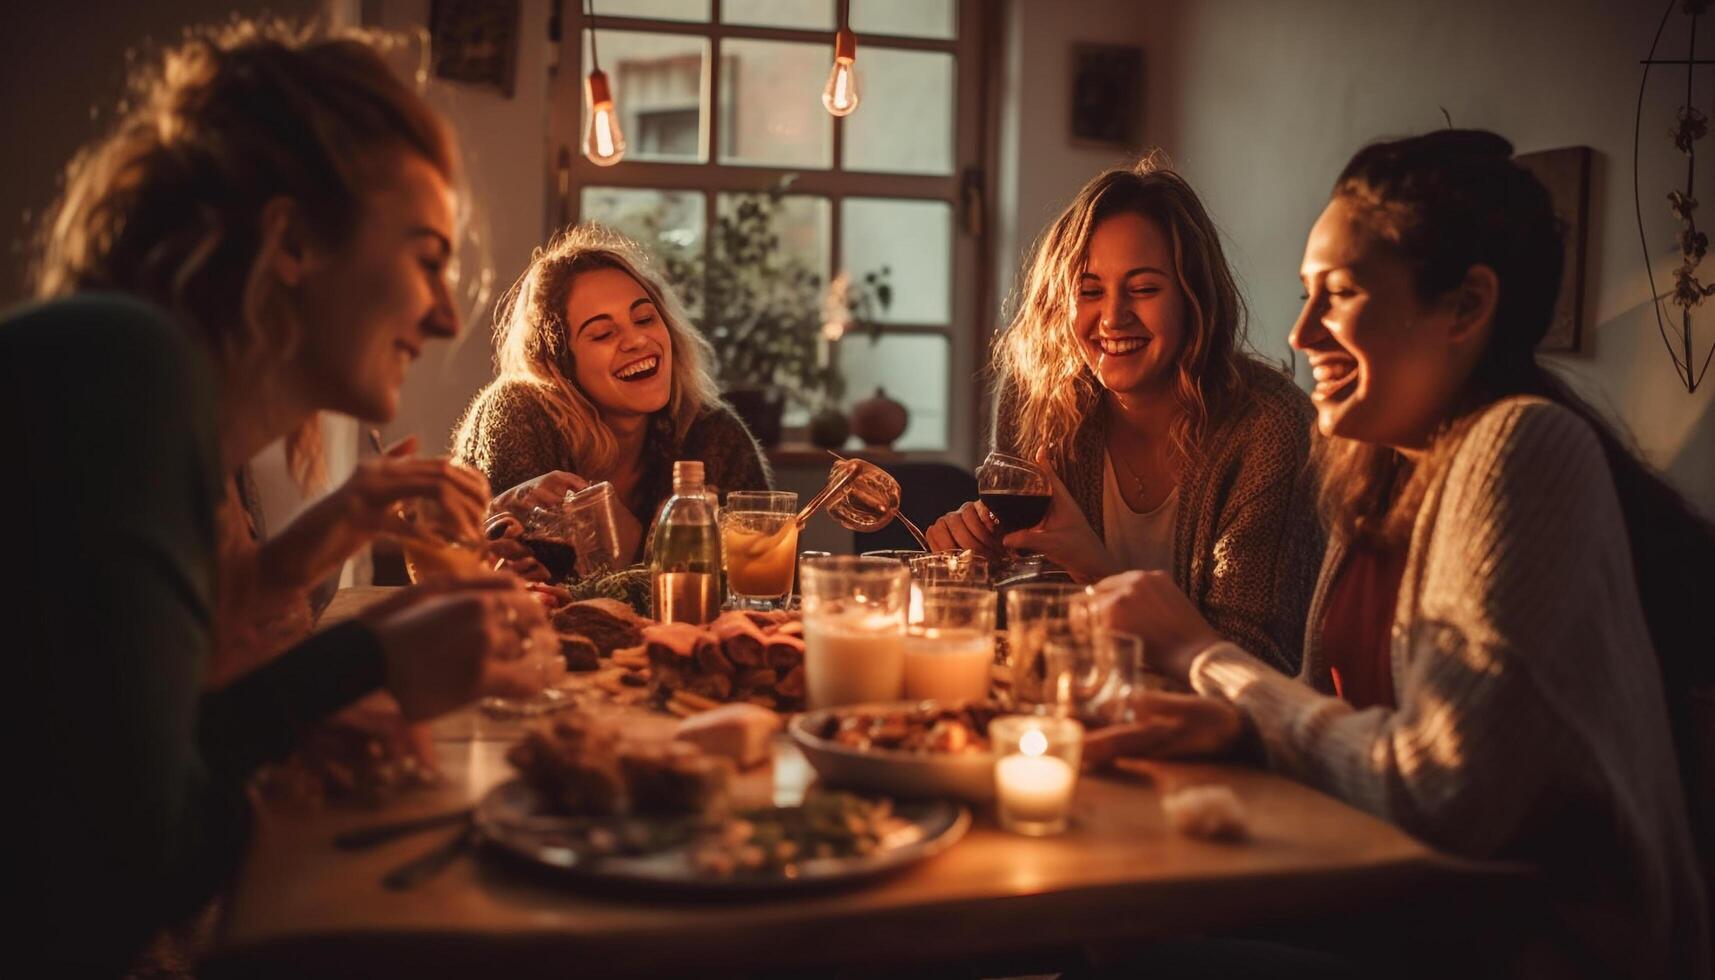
[928,156,1324,673]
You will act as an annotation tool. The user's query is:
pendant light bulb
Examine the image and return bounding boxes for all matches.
[583,68,626,166]
[822,26,860,117]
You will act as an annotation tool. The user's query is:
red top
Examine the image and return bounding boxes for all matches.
[1319,543,1408,710]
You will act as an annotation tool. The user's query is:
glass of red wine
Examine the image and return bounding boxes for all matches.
[976,451,1053,579]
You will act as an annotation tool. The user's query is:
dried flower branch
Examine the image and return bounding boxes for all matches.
[1672,105,1708,154]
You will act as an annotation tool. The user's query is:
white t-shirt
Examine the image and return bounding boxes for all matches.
[1102,451,1179,573]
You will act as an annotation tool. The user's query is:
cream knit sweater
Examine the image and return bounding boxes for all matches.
[1189,398,1710,979]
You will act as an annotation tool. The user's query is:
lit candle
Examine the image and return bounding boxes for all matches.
[991,716,1083,835]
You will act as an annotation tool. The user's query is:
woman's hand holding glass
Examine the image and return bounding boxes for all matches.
[924,501,1006,558]
[483,512,551,583]
[926,451,1056,563]
[340,435,491,542]
[998,459,1116,584]
[260,436,492,596]
[1092,569,1223,683]
[491,471,645,571]
[358,574,555,721]
[489,470,589,519]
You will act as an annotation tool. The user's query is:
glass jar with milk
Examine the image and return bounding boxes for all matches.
[799,556,910,709]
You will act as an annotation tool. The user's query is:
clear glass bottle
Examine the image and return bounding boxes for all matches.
[649,461,722,624]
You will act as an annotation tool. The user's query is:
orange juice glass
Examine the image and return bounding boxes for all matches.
[720,490,798,609]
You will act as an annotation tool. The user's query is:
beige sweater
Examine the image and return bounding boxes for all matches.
[1189,398,1709,979]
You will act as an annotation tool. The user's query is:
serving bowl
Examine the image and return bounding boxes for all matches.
[788,702,997,803]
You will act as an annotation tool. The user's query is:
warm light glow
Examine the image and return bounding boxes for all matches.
[585,102,625,166]
[583,69,626,166]
[1020,729,1048,757]
[822,59,860,117]
[822,26,860,117]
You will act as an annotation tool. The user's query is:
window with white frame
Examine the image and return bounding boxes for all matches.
[550,0,988,460]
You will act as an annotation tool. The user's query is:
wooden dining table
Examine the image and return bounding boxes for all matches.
[206,588,1518,978]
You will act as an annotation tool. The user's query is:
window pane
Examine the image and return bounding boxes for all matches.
[593,0,710,22]
[583,31,708,163]
[718,39,833,168]
[841,198,951,325]
[722,0,833,30]
[580,187,706,315]
[838,334,949,451]
[850,0,955,39]
[579,186,706,261]
[841,48,954,175]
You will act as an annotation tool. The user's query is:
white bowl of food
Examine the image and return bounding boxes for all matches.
[788,701,1001,803]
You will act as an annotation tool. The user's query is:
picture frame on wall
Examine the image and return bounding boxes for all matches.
[430,0,521,98]
[1070,43,1144,149]
[1515,145,1592,354]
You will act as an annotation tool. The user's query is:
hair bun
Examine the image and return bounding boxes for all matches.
[1419,128,1514,161]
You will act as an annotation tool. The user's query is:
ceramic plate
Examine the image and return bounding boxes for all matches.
[474,779,969,893]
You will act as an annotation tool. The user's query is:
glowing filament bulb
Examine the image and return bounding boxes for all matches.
[822,26,860,117]
[583,68,626,166]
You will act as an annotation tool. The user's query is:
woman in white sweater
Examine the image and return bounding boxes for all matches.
[1100,130,1712,978]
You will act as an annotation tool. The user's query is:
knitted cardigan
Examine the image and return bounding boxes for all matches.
[451,378,773,563]
[1189,398,1710,980]
[995,358,1324,675]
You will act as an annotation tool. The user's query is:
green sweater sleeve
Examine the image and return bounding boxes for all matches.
[5,296,387,972]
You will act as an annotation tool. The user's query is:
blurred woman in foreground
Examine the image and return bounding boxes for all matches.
[5,21,547,973]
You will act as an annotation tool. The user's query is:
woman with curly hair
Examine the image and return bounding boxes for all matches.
[929,157,1324,673]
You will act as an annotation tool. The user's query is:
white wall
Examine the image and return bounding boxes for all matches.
[998,0,1715,519]
[0,0,360,552]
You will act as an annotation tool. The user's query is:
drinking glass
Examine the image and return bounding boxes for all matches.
[861,548,928,563]
[479,621,571,720]
[799,556,910,709]
[976,451,1052,579]
[1003,582,1092,712]
[519,481,624,583]
[399,498,489,582]
[902,586,997,704]
[721,490,799,610]
[564,481,624,578]
[1043,628,1142,722]
[908,551,992,587]
[904,551,990,625]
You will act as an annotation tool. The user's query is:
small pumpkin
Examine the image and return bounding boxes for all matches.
[848,387,909,449]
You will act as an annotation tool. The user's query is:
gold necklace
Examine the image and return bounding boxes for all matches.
[1109,434,1151,500]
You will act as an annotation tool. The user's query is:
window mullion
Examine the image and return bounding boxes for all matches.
[704,0,723,291]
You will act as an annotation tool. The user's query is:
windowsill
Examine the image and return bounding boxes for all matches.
[767,442,908,467]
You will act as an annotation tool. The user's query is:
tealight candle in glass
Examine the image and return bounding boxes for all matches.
[990,714,1083,835]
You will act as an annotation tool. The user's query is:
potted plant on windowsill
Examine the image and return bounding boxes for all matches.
[657,179,891,448]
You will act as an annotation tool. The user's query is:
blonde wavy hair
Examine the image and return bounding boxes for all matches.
[475,223,721,479]
[33,19,458,489]
[992,155,1247,474]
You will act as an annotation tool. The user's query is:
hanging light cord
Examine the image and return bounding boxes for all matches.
[586,0,602,73]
